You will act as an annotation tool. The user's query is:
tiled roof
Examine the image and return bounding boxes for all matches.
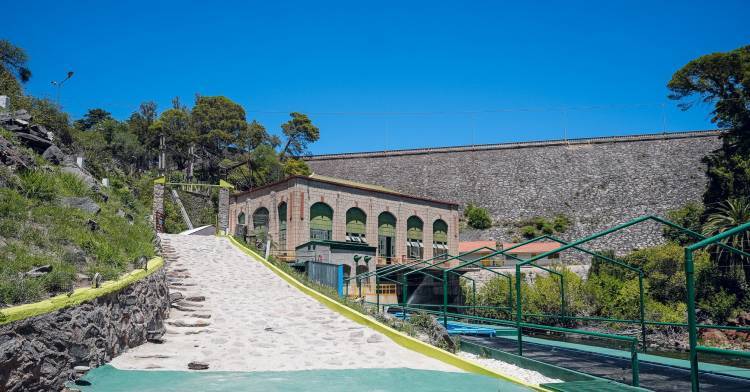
[501,241,563,254]
[459,241,497,253]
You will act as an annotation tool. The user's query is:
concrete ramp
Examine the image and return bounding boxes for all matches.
[97,235,534,391]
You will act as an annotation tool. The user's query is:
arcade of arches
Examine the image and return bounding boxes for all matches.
[228,175,459,264]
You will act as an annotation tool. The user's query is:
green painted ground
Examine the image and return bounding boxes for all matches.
[70,365,533,392]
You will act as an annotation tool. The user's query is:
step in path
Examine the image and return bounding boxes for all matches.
[109,235,460,373]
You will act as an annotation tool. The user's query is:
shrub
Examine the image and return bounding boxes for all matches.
[520,225,536,239]
[663,202,704,245]
[516,214,572,239]
[464,203,493,229]
[526,267,586,322]
[698,288,738,323]
[625,243,710,303]
[18,170,56,201]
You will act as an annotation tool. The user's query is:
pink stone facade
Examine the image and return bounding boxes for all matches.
[229,176,460,265]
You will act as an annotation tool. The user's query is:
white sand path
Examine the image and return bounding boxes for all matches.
[110,235,461,373]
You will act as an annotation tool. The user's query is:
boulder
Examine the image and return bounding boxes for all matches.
[60,197,101,215]
[0,135,33,169]
[42,145,65,164]
[700,329,729,346]
[15,133,52,153]
[25,264,52,278]
[61,164,98,190]
[169,292,185,303]
[86,219,99,231]
[187,361,209,370]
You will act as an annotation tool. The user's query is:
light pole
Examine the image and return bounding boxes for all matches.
[51,71,74,108]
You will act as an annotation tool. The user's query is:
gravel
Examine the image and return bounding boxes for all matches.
[458,352,562,385]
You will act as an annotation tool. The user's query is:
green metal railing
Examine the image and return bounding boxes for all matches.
[378,302,641,387]
[685,220,750,392]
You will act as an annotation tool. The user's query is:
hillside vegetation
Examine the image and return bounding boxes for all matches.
[0,130,154,305]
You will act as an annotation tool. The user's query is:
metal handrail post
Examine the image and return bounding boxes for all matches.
[515,263,523,355]
[442,269,449,327]
[639,272,647,352]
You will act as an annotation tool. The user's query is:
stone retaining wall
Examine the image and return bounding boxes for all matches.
[306,131,722,256]
[0,267,169,392]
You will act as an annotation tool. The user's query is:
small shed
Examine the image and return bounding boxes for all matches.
[295,240,377,281]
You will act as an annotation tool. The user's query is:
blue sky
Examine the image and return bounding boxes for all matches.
[4,1,749,154]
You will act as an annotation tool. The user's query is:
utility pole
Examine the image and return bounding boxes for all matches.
[158,133,166,175]
[51,71,74,108]
[187,143,195,181]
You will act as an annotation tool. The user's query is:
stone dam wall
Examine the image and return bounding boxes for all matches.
[306,131,722,256]
[0,267,169,392]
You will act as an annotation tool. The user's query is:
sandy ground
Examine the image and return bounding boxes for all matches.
[458,352,561,385]
[110,235,460,373]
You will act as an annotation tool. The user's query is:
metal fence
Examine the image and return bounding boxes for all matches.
[305,261,344,297]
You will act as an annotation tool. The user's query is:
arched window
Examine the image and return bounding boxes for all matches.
[433,219,448,259]
[235,212,247,237]
[278,202,287,251]
[378,212,397,263]
[252,207,269,237]
[356,264,368,276]
[407,216,424,260]
[342,264,352,280]
[346,207,367,243]
[310,202,333,240]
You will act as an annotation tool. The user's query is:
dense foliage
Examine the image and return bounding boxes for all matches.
[463,203,493,229]
[0,40,323,305]
[517,214,571,239]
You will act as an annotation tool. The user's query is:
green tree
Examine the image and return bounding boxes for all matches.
[464,203,493,229]
[153,108,194,169]
[126,101,158,169]
[279,112,320,159]
[236,120,273,151]
[74,108,113,131]
[283,158,312,177]
[0,40,31,82]
[668,45,750,205]
[703,198,750,277]
[191,96,248,157]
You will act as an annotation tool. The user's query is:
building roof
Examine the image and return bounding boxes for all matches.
[459,241,497,253]
[308,173,397,193]
[296,240,377,252]
[232,174,459,207]
[501,241,563,254]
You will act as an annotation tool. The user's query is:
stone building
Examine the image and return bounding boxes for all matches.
[229,174,460,265]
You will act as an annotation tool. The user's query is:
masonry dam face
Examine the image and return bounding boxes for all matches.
[305,131,722,254]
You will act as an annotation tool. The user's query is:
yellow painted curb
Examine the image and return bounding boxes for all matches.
[226,236,548,391]
[0,257,164,326]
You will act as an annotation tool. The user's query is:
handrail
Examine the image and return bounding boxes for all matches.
[684,220,750,392]
[388,303,640,387]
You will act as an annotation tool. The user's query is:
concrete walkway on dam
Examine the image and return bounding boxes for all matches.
[99,235,531,391]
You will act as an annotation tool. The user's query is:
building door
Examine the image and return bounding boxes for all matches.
[378,235,395,263]
[378,212,397,263]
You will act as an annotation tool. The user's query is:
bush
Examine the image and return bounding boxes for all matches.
[526,267,586,322]
[464,203,493,229]
[663,202,704,245]
[18,170,56,201]
[698,288,737,323]
[516,214,571,239]
[625,243,710,303]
